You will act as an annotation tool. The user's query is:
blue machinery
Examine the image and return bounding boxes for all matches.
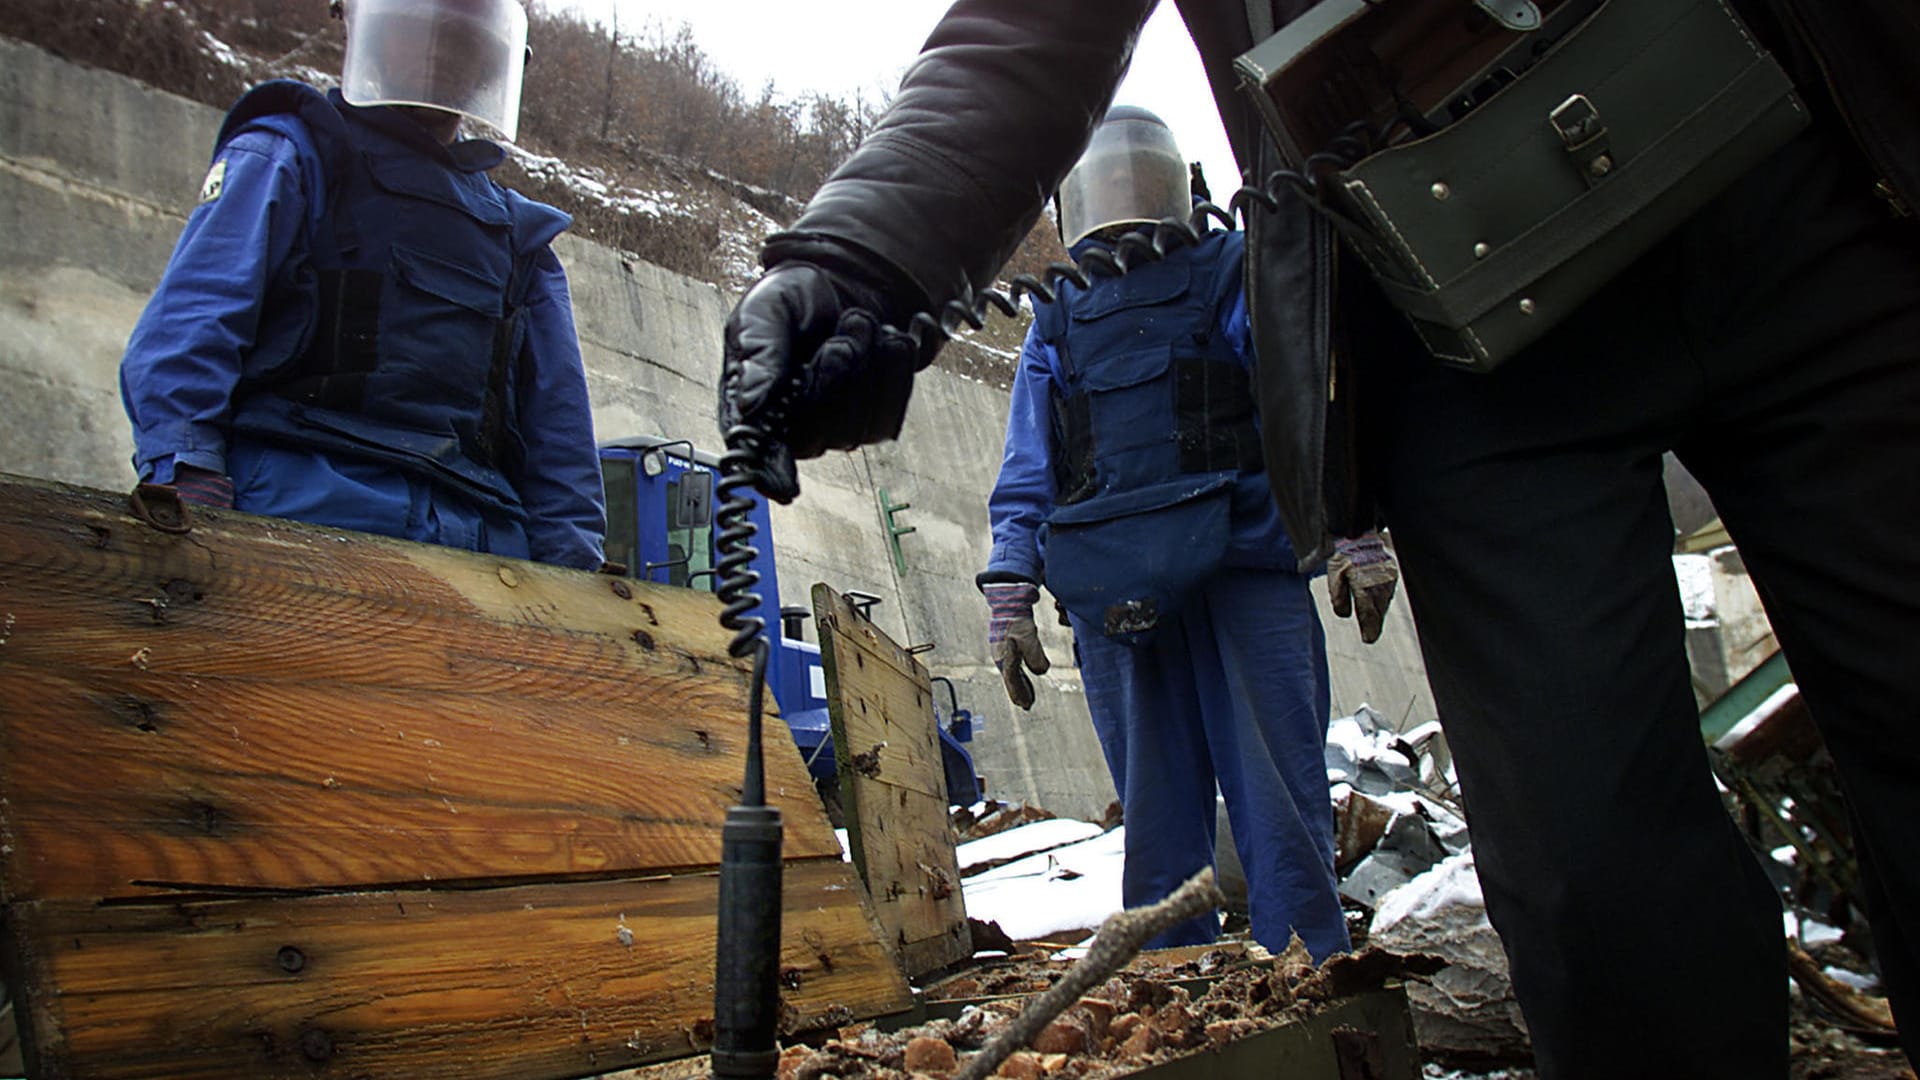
[598,437,981,806]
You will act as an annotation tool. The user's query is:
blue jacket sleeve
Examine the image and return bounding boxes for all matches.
[120,131,308,483]
[512,250,608,570]
[983,321,1059,585]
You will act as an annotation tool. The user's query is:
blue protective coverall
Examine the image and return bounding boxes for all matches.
[983,227,1347,959]
[121,82,605,569]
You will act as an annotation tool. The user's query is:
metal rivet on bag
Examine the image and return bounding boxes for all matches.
[1473,242,1491,259]
[1518,298,1538,315]
[1431,182,1451,201]
[1590,154,1614,178]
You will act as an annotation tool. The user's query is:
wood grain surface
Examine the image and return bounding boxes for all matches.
[9,858,907,1080]
[812,584,971,978]
[0,475,908,1079]
[0,475,838,901]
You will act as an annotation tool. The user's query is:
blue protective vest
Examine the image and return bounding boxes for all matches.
[1034,230,1271,640]
[218,82,570,516]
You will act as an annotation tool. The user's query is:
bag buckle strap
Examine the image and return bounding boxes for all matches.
[1550,93,1616,185]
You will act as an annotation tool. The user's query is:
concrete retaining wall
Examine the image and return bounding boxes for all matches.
[0,37,1439,822]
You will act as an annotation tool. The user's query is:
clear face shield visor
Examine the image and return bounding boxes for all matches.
[341,0,529,141]
[1057,115,1189,247]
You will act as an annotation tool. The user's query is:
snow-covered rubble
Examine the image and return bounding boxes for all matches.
[1326,704,1456,797]
[955,705,1523,1063]
[957,818,1105,876]
[1371,852,1532,1062]
[961,825,1127,944]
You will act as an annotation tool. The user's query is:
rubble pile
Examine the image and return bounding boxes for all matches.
[925,947,1250,1005]
[1315,707,1525,1064]
[954,802,1061,843]
[930,706,1910,1079]
[772,942,1428,1080]
[1368,853,1531,1063]
[1324,706,1471,913]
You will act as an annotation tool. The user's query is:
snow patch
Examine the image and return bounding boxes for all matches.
[956,818,1105,873]
[962,826,1126,942]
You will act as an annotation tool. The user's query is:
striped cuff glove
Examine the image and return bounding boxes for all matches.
[1326,532,1399,645]
[984,582,1050,710]
[172,465,234,509]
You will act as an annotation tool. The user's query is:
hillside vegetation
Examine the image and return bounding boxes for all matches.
[6,0,1051,384]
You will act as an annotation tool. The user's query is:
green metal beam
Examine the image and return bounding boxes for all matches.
[1698,649,1793,746]
[877,487,915,577]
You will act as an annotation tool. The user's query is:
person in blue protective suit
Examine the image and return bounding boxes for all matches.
[119,0,605,569]
[978,108,1396,960]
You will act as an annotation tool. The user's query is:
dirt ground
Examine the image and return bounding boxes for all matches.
[602,942,1910,1080]
[763,941,1439,1080]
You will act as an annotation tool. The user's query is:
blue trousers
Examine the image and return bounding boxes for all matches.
[1070,565,1347,960]
[229,439,531,558]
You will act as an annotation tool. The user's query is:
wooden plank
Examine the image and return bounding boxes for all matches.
[0,477,772,704]
[812,585,970,978]
[0,473,838,902]
[1,669,826,898]
[0,473,906,1079]
[6,858,911,1080]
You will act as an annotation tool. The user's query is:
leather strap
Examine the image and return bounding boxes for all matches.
[1245,0,1273,42]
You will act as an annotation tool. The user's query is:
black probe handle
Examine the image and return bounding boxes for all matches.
[711,803,784,1079]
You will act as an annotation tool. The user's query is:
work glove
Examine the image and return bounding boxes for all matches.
[984,582,1050,710]
[1326,531,1399,645]
[718,258,930,504]
[171,464,234,509]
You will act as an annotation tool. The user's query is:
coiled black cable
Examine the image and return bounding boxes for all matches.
[899,122,1383,355]
[714,424,776,801]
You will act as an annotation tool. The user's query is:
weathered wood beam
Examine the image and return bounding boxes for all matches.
[0,474,913,1079]
[814,585,971,978]
[0,475,837,902]
[9,859,901,1080]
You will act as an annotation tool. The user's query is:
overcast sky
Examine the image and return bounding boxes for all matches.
[549,1,1242,205]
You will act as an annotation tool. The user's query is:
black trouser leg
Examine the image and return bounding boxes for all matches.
[1368,122,1920,1076]
[1372,294,1787,1078]
[1671,134,1920,1062]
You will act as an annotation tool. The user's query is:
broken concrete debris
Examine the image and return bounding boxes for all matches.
[1319,707,1473,925]
[938,699,1904,1079]
[1315,708,1517,1064]
[1326,706,1457,802]
[1369,852,1532,1064]
[766,940,1427,1080]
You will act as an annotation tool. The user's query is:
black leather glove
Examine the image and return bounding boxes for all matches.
[718,260,928,503]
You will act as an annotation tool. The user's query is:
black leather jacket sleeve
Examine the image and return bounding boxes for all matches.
[1776,0,1920,214]
[762,1,1158,321]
